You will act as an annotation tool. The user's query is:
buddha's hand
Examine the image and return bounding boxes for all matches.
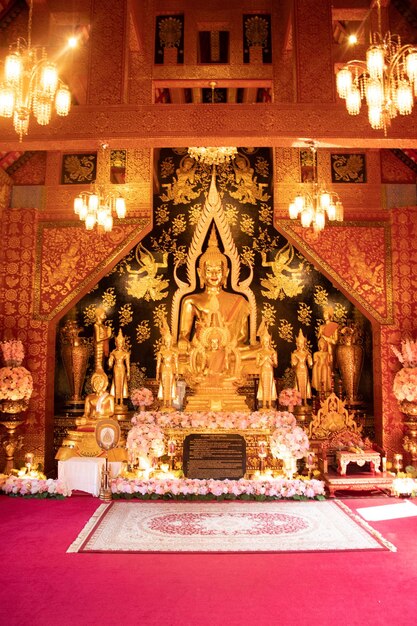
[177,335,189,353]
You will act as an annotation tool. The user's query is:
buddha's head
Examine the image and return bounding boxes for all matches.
[198,226,229,288]
[91,371,108,395]
[115,329,125,348]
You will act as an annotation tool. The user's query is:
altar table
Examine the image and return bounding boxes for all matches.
[335,450,381,476]
[58,457,122,496]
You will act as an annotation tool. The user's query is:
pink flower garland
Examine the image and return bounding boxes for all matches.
[111,476,325,500]
[0,475,71,497]
[279,388,302,407]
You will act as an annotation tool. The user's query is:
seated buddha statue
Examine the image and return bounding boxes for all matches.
[176,227,255,410]
[178,227,251,382]
[76,371,115,429]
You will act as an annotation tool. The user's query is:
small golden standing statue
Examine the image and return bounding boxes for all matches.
[318,306,339,371]
[291,329,313,405]
[256,321,277,410]
[312,337,332,395]
[76,372,115,428]
[336,323,364,405]
[108,329,130,415]
[93,306,111,374]
[156,319,179,410]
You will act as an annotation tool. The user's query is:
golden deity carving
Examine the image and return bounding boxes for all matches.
[229,153,270,205]
[160,155,200,205]
[108,329,130,414]
[260,242,305,300]
[308,392,362,440]
[291,329,313,404]
[126,243,169,301]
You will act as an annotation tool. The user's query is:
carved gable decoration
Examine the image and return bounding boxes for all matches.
[34,219,149,320]
[278,221,393,324]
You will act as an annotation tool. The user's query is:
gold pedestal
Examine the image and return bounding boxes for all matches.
[1,418,25,474]
[55,428,127,461]
[185,384,249,412]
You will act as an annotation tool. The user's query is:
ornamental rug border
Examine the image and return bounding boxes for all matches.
[67,500,396,554]
[276,220,393,325]
[33,218,150,321]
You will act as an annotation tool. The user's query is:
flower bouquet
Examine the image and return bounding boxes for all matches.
[391,337,417,368]
[130,387,154,410]
[269,425,310,460]
[0,339,33,411]
[392,337,417,405]
[278,388,302,411]
[0,339,25,367]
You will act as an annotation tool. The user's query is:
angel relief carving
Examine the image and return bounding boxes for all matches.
[160,155,200,205]
[260,242,305,300]
[125,243,169,301]
[229,153,270,205]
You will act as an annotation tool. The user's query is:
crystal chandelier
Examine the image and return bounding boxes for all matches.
[73,146,126,232]
[0,0,71,141]
[188,146,238,166]
[288,145,344,233]
[336,0,417,135]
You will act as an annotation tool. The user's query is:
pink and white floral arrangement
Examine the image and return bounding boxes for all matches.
[111,476,325,501]
[0,364,33,401]
[126,409,311,463]
[392,337,417,402]
[391,337,417,369]
[278,388,302,408]
[130,387,154,409]
[0,339,25,366]
[0,475,71,498]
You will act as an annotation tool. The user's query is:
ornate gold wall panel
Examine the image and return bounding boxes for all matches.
[34,219,149,321]
[276,220,393,325]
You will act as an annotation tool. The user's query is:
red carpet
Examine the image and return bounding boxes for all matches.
[0,494,416,626]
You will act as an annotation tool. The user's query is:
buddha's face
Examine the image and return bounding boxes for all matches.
[203,261,225,288]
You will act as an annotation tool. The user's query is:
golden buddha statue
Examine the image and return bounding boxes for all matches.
[291,329,313,405]
[156,318,179,410]
[312,337,332,395]
[318,306,339,371]
[93,306,111,374]
[76,372,115,428]
[176,226,254,410]
[56,372,123,460]
[256,321,277,410]
[108,329,130,414]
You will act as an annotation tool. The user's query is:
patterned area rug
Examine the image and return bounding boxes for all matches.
[68,500,396,553]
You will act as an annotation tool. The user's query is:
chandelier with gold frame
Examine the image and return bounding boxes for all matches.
[288,144,344,233]
[336,0,417,135]
[73,145,127,232]
[0,0,71,141]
